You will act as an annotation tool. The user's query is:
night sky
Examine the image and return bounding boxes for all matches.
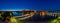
[0,0,60,11]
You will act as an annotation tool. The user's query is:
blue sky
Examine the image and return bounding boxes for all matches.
[0,0,60,11]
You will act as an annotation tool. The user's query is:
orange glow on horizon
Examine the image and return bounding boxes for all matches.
[40,11,46,17]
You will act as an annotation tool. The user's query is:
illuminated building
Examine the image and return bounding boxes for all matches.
[40,11,46,18]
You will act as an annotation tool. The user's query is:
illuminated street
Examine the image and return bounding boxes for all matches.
[0,11,60,23]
